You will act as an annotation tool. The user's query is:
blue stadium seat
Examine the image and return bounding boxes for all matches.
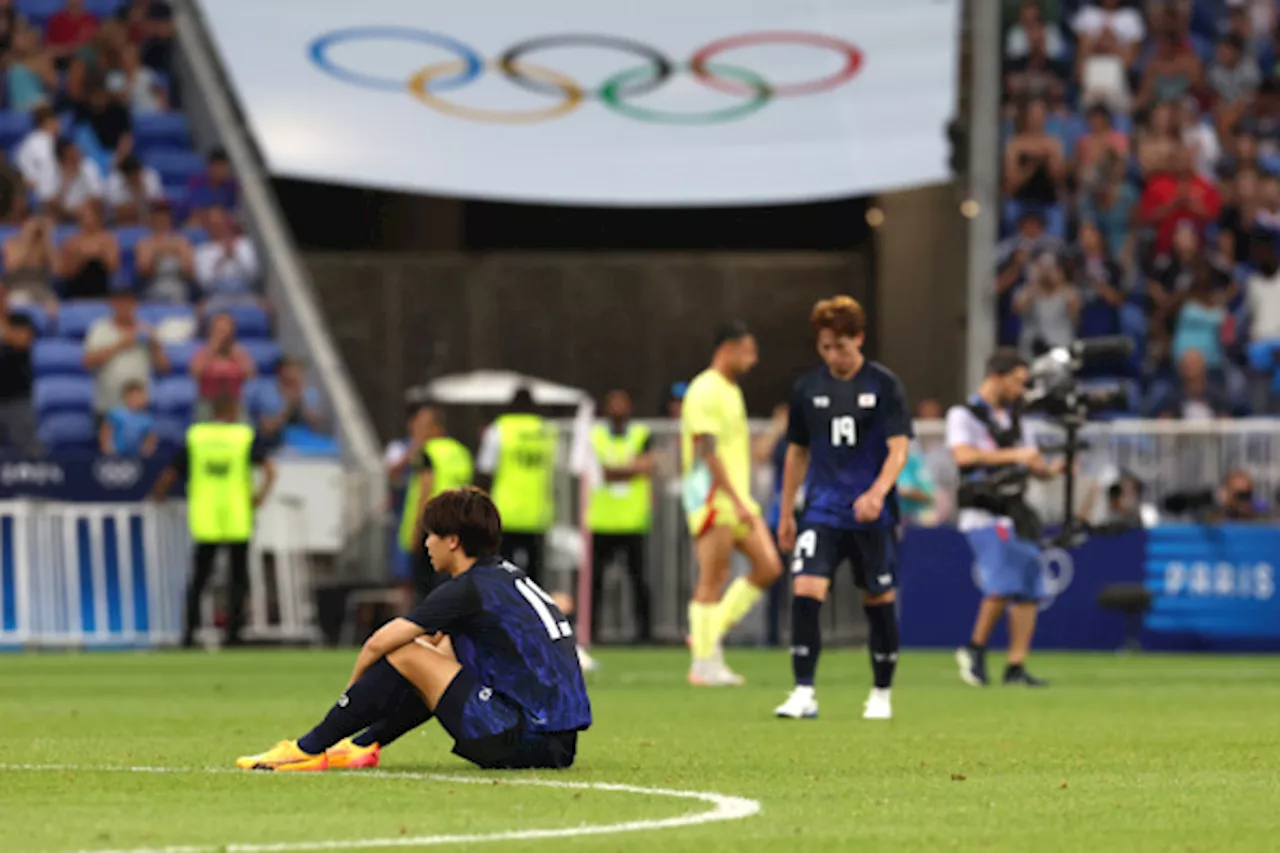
[115,226,149,278]
[138,302,196,329]
[16,0,63,26]
[243,340,282,375]
[34,376,94,415]
[31,339,86,376]
[58,301,111,338]
[164,184,189,210]
[211,302,270,338]
[38,411,96,452]
[145,149,206,185]
[0,111,32,150]
[163,340,199,375]
[241,376,274,408]
[9,303,48,336]
[152,376,197,416]
[133,113,191,150]
[86,0,126,20]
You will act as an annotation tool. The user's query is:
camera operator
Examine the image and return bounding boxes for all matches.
[948,349,1066,688]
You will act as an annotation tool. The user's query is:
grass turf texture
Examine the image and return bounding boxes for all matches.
[2,650,1279,853]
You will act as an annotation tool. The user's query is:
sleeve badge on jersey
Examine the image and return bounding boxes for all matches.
[858,393,877,408]
[813,396,830,408]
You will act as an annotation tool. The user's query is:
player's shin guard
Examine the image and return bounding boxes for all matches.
[713,577,764,640]
[791,596,822,687]
[863,603,899,689]
[297,659,411,755]
[353,689,432,748]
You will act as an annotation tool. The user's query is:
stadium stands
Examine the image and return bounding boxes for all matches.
[998,0,1280,417]
[0,0,306,458]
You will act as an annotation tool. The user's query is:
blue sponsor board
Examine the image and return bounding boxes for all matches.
[897,525,1280,652]
[0,455,181,502]
[1144,525,1280,652]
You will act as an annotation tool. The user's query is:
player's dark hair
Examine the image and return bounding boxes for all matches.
[421,487,502,558]
[809,295,866,339]
[713,320,751,349]
[985,347,1028,377]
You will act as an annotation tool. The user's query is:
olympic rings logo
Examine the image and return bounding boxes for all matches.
[307,27,863,125]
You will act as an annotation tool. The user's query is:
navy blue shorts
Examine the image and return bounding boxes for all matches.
[436,668,577,770]
[791,524,897,594]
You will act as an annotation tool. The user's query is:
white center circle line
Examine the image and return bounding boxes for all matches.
[0,763,762,853]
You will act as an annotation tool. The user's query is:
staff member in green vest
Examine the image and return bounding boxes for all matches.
[399,404,475,598]
[476,387,556,584]
[588,390,655,643]
[151,394,276,647]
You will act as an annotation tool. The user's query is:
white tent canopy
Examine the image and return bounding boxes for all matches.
[418,370,588,407]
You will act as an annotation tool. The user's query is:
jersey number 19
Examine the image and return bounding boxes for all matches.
[830,415,858,447]
[514,577,573,641]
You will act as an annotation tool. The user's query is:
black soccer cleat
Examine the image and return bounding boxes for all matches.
[1002,665,1048,687]
[955,645,988,687]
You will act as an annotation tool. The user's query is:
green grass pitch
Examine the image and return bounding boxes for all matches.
[3,649,1279,852]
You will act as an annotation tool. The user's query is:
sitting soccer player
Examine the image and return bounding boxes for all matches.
[236,487,592,771]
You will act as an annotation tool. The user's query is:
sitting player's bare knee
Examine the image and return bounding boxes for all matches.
[793,575,829,602]
[385,643,462,709]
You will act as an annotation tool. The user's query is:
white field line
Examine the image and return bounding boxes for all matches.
[0,763,762,853]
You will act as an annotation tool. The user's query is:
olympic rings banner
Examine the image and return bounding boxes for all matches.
[197,0,959,206]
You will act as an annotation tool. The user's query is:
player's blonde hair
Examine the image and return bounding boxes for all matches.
[810,295,866,339]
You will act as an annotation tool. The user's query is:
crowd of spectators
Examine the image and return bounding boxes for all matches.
[0,0,328,461]
[997,0,1280,418]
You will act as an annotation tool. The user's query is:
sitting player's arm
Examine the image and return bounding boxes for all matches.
[354,577,482,684]
[349,617,427,686]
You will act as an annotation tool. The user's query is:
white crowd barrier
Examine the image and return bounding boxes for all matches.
[0,500,318,649]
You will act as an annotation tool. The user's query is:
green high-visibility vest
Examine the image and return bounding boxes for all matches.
[186,422,255,543]
[398,436,475,551]
[491,413,555,534]
[587,422,652,534]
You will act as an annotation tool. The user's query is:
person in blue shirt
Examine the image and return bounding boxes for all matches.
[100,379,157,457]
[236,487,591,772]
[774,296,912,722]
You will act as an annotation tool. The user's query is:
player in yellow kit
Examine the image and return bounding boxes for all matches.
[682,322,783,686]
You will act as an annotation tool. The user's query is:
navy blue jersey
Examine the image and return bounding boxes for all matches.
[786,361,913,530]
[407,558,591,734]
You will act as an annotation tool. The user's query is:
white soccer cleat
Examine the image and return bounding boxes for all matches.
[688,657,745,687]
[774,687,819,719]
[576,645,601,672]
[862,687,892,720]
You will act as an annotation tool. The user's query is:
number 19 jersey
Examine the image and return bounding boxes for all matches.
[786,361,912,530]
[407,558,592,735]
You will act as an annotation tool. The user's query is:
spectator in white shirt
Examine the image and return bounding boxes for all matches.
[106,154,164,225]
[194,208,260,302]
[106,42,166,114]
[46,138,103,222]
[1246,240,1280,342]
[1072,0,1146,52]
[14,106,61,198]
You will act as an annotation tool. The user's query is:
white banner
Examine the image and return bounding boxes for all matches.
[197,0,958,206]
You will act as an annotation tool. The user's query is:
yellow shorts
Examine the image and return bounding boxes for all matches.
[686,497,760,541]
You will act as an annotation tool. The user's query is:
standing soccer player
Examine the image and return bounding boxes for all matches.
[682,322,783,686]
[236,488,590,771]
[774,296,912,721]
